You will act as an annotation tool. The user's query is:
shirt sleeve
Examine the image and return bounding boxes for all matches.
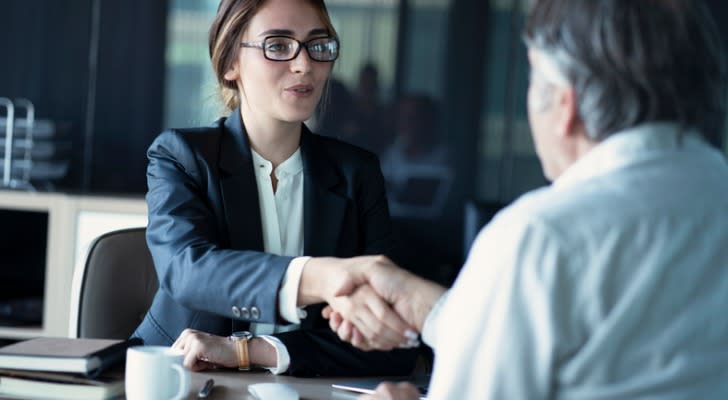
[421,290,449,348]
[257,335,291,375]
[278,256,311,324]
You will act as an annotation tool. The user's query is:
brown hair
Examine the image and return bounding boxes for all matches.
[208,0,339,112]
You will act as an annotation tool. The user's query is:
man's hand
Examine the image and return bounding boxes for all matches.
[357,382,421,400]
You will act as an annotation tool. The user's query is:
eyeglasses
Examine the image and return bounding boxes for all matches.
[240,36,340,62]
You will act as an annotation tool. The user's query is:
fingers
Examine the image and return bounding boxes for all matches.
[350,325,372,351]
[183,344,205,370]
[326,308,383,351]
[344,286,410,349]
[329,311,371,352]
[327,309,343,332]
[359,285,416,346]
[320,255,423,351]
[358,382,420,400]
[172,328,199,352]
[172,329,237,370]
[338,319,354,344]
[328,285,416,351]
[380,382,420,399]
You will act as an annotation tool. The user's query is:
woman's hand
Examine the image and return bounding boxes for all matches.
[172,329,237,371]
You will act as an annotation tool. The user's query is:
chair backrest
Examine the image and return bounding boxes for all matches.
[463,200,505,258]
[70,227,158,339]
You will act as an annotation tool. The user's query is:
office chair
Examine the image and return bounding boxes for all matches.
[69,227,157,339]
[463,200,505,258]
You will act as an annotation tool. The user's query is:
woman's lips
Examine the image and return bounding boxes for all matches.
[285,84,314,97]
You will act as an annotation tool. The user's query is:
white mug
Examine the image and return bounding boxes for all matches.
[125,346,190,400]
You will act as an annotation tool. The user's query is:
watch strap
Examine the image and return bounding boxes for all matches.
[229,331,252,371]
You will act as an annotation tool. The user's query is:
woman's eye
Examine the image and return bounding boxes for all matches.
[266,43,287,53]
[308,39,335,54]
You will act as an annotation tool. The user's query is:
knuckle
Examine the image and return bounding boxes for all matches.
[373,324,387,336]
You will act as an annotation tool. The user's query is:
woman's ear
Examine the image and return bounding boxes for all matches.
[224,64,239,82]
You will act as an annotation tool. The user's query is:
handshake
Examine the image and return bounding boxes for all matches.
[303,255,447,351]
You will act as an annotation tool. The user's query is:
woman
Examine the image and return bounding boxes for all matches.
[132,0,417,377]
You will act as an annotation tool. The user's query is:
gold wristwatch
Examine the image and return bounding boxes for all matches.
[229,331,253,371]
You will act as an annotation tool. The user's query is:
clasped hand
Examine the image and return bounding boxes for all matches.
[314,255,428,351]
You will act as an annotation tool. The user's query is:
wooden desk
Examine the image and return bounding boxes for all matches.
[186,370,362,400]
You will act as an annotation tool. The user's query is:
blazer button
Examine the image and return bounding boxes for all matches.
[240,307,251,319]
[232,306,241,318]
[250,306,260,320]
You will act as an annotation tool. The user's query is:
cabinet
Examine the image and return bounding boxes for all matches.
[0,190,147,339]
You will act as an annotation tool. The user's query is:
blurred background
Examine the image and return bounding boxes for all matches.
[1,0,727,286]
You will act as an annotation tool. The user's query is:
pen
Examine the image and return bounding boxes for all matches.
[198,378,215,398]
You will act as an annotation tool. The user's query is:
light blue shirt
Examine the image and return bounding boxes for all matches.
[423,123,728,399]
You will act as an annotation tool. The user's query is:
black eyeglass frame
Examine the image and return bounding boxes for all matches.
[240,35,340,62]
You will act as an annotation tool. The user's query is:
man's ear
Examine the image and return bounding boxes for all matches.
[555,86,580,138]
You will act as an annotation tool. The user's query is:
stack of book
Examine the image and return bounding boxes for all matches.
[0,337,141,399]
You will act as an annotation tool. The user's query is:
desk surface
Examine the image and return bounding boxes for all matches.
[187,370,364,400]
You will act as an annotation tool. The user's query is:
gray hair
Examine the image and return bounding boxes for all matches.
[524,0,727,142]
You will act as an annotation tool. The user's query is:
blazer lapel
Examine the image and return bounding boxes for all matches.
[218,111,264,252]
[217,116,347,255]
[301,126,347,257]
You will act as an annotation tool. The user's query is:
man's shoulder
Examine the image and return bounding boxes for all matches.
[506,185,590,222]
[492,180,624,247]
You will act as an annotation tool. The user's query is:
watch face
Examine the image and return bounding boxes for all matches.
[231,331,253,340]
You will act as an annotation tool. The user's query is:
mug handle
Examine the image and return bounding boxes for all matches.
[169,363,190,400]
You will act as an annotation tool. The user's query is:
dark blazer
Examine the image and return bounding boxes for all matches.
[132,111,416,376]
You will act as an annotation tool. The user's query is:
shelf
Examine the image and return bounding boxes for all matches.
[0,326,43,340]
[0,190,147,340]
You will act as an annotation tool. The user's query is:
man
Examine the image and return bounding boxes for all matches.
[325,0,728,398]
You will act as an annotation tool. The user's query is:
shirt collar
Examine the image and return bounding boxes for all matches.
[554,122,703,189]
[250,147,303,178]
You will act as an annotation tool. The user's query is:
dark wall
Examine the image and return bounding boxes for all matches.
[0,1,93,189]
[386,0,492,286]
[707,0,728,149]
[89,0,168,193]
[0,0,168,194]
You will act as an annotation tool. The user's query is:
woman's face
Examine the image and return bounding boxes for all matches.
[225,0,334,124]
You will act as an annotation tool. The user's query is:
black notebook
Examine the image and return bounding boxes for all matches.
[0,366,125,400]
[0,337,141,377]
